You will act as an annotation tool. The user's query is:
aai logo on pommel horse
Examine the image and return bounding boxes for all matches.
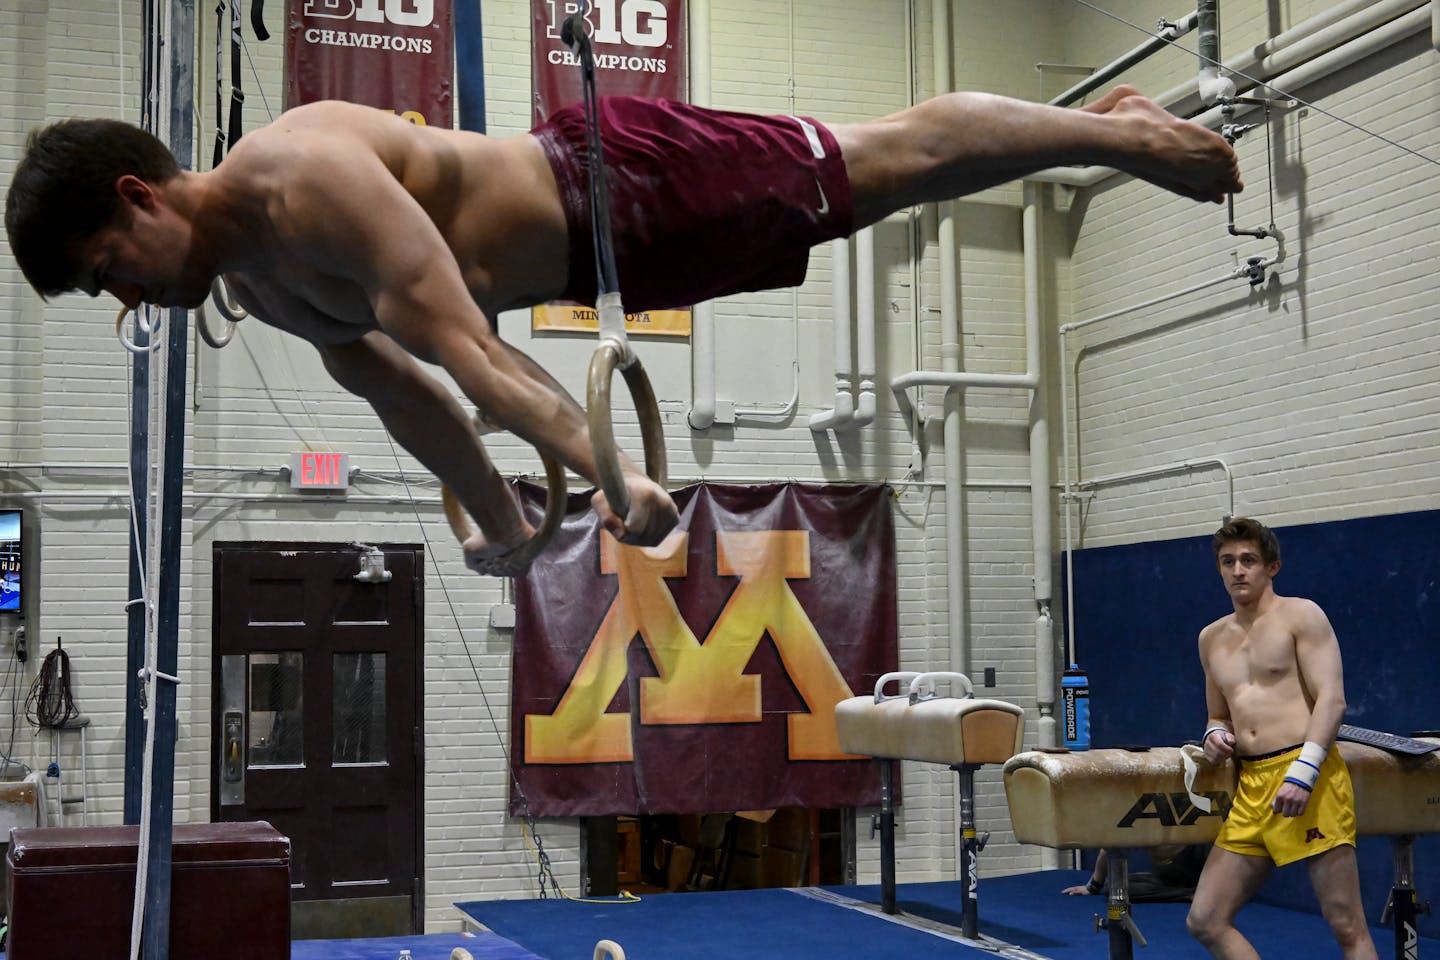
[1116,791,1232,828]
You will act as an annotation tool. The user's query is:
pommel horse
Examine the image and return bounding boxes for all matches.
[834,671,1025,940]
[1003,739,1440,960]
[439,12,666,577]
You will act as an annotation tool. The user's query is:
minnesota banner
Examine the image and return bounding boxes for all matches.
[511,482,897,816]
[286,0,454,126]
[530,0,690,336]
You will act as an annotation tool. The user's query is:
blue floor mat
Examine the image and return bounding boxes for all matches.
[291,931,543,960]
[457,869,1440,960]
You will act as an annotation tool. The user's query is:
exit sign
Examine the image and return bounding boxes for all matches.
[289,452,350,491]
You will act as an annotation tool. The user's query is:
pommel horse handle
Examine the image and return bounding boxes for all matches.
[440,412,569,576]
[873,672,922,702]
[563,13,668,522]
[908,671,974,703]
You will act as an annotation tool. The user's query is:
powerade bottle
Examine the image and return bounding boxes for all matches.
[1062,665,1090,750]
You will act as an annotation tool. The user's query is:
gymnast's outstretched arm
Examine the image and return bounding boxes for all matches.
[319,333,535,565]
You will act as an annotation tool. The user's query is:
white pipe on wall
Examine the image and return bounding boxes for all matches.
[931,0,972,884]
[809,229,878,432]
[930,0,966,698]
[1191,7,1428,129]
[853,227,877,427]
[1196,0,1237,104]
[687,0,716,431]
[1028,0,1427,188]
[1165,0,1419,108]
[809,240,855,432]
[1023,183,1057,755]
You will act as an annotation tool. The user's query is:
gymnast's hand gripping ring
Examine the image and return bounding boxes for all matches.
[586,296,667,522]
[439,412,569,577]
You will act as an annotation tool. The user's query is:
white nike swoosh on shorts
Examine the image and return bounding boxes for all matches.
[815,178,830,216]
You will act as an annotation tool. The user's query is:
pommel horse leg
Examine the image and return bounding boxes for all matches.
[878,758,897,914]
[1381,835,1428,960]
[1099,849,1145,960]
[953,762,985,939]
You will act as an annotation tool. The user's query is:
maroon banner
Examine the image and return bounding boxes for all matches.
[531,0,687,125]
[286,0,453,126]
[510,483,897,817]
[530,0,690,334]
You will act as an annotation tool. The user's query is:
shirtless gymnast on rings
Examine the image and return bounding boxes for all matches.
[1188,517,1377,959]
[5,85,1241,574]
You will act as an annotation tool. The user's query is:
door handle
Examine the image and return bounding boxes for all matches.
[223,711,244,784]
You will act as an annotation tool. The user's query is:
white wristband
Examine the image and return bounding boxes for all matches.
[1202,725,1230,745]
[1283,741,1327,791]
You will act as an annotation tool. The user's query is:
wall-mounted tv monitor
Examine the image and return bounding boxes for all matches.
[0,510,19,614]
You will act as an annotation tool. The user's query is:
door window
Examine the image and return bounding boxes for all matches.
[248,652,305,767]
[333,652,387,765]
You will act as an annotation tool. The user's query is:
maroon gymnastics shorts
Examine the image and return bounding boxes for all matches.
[532,96,855,312]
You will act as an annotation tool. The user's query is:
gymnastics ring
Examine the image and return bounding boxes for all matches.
[210,276,248,323]
[439,413,569,577]
[587,329,667,521]
[197,277,247,349]
[594,941,626,960]
[115,305,164,355]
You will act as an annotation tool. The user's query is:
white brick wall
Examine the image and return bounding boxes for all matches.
[1065,12,1440,547]
[7,0,1426,934]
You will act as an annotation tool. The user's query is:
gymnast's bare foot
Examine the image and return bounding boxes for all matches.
[592,473,679,547]
[1077,84,1143,116]
[1088,85,1244,204]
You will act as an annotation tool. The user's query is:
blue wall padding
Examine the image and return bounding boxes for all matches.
[1070,509,1440,936]
[455,0,486,133]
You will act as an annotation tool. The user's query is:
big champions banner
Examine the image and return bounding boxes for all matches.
[530,0,690,336]
[286,0,454,126]
[511,483,897,816]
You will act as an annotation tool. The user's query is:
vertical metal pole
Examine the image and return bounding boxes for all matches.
[879,758,896,914]
[1106,849,1134,960]
[124,0,158,831]
[956,764,978,939]
[124,341,151,824]
[141,3,194,957]
[1391,836,1419,960]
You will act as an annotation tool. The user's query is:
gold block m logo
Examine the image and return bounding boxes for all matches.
[525,529,856,763]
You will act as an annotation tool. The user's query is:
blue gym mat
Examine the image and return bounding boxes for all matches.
[457,869,1440,959]
[291,931,543,960]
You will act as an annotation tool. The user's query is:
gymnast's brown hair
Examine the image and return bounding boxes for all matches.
[5,118,181,299]
[1212,516,1281,566]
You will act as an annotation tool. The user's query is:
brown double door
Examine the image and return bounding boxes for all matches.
[211,542,423,938]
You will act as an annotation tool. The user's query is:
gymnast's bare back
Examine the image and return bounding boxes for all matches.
[210,100,571,346]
